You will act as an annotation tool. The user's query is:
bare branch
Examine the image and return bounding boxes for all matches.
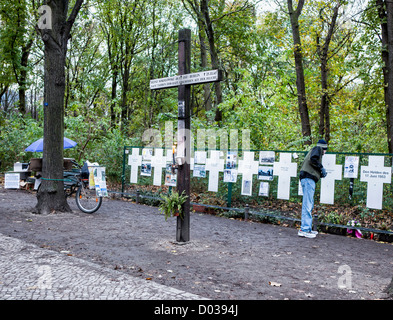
[64,0,84,39]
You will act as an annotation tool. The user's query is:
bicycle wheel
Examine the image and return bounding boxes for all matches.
[76,184,102,213]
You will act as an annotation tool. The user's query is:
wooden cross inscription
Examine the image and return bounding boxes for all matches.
[150,29,222,242]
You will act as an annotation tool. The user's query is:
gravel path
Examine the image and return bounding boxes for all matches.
[0,188,392,300]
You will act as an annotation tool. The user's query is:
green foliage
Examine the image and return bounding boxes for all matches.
[63,115,139,181]
[0,0,392,177]
[0,112,139,182]
[319,210,347,225]
[0,113,43,170]
[158,190,188,221]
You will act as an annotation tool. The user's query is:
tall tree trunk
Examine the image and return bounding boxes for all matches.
[316,2,340,143]
[36,0,84,214]
[17,36,34,115]
[287,0,312,145]
[386,0,393,153]
[102,22,119,126]
[120,61,130,132]
[0,86,8,108]
[377,0,393,153]
[319,58,330,142]
[183,0,212,112]
[110,69,118,125]
[198,15,212,111]
[200,0,223,122]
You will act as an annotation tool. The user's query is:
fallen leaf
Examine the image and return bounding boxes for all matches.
[146,277,152,280]
[269,281,281,287]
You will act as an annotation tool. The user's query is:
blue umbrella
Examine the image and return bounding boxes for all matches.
[25,137,77,152]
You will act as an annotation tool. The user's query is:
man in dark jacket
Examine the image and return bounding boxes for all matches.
[298,139,328,238]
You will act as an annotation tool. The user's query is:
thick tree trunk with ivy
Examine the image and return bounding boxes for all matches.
[287,0,312,145]
[35,0,84,214]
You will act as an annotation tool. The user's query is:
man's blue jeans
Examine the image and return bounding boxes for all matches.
[300,178,316,232]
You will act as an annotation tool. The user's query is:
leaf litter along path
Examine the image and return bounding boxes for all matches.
[0,188,392,300]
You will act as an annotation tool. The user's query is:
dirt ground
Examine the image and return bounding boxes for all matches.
[0,187,392,300]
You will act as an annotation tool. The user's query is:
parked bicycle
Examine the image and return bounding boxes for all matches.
[64,160,102,213]
[33,159,102,214]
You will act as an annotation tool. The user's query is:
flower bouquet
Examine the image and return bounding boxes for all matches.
[346,220,363,238]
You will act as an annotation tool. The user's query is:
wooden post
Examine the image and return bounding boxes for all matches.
[149,28,222,242]
[176,29,191,242]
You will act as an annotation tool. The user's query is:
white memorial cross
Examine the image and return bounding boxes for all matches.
[128,148,142,183]
[150,148,167,186]
[273,153,298,200]
[320,154,342,204]
[360,156,392,210]
[205,150,225,192]
[238,151,259,194]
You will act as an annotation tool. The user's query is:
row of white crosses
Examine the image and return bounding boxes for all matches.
[128,148,392,210]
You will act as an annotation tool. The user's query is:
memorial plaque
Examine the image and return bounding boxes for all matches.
[150,70,221,90]
[360,156,391,209]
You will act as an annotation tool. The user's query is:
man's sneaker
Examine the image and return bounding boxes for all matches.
[311,230,318,235]
[298,230,316,238]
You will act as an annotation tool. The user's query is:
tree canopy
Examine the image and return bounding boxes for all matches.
[1,0,391,177]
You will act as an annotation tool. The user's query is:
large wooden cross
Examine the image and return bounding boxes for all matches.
[150,29,222,242]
